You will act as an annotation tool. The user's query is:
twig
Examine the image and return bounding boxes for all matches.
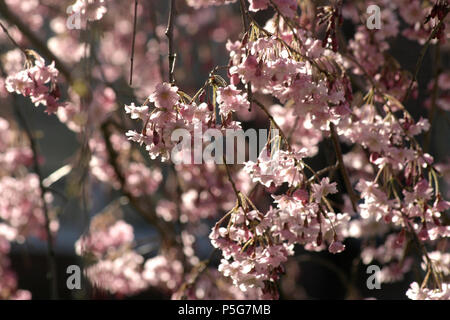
[400,210,442,290]
[238,0,253,109]
[252,98,289,146]
[165,0,177,83]
[402,16,448,103]
[329,122,358,212]
[307,162,339,183]
[0,21,26,55]
[100,122,175,248]
[238,0,248,31]
[129,0,138,86]
[222,156,242,207]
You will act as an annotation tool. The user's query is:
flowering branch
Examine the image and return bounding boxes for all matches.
[0,21,26,56]
[402,13,448,103]
[0,0,72,82]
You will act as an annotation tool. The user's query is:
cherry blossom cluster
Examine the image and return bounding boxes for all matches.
[406,282,450,300]
[0,0,449,301]
[209,175,350,297]
[5,53,63,114]
[226,33,351,130]
[75,215,148,296]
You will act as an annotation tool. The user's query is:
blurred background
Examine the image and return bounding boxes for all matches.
[0,0,448,299]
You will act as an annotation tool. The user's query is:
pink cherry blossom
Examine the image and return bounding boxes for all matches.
[149,82,179,110]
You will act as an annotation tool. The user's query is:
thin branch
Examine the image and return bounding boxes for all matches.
[307,162,339,183]
[238,0,248,31]
[222,156,242,207]
[238,0,253,110]
[165,0,177,83]
[400,210,442,290]
[252,98,289,146]
[402,16,448,103]
[100,121,175,248]
[330,122,358,212]
[129,0,138,86]
[0,21,26,55]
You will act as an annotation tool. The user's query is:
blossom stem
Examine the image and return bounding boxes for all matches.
[165,0,177,84]
[252,99,289,147]
[129,0,138,86]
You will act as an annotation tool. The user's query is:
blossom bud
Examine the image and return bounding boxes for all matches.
[369,152,380,164]
[152,130,160,145]
[316,230,323,246]
[329,240,345,254]
[395,229,406,247]
[418,222,429,241]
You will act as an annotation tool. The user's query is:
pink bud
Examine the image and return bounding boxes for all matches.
[329,241,345,254]
[316,231,323,246]
[152,130,160,145]
[418,223,429,241]
[395,229,405,247]
[370,152,380,163]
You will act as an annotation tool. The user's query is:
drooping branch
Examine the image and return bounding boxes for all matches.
[222,155,243,208]
[0,21,26,56]
[165,0,177,83]
[402,15,448,103]
[330,122,358,212]
[0,0,72,82]
[129,0,138,86]
[100,121,176,248]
